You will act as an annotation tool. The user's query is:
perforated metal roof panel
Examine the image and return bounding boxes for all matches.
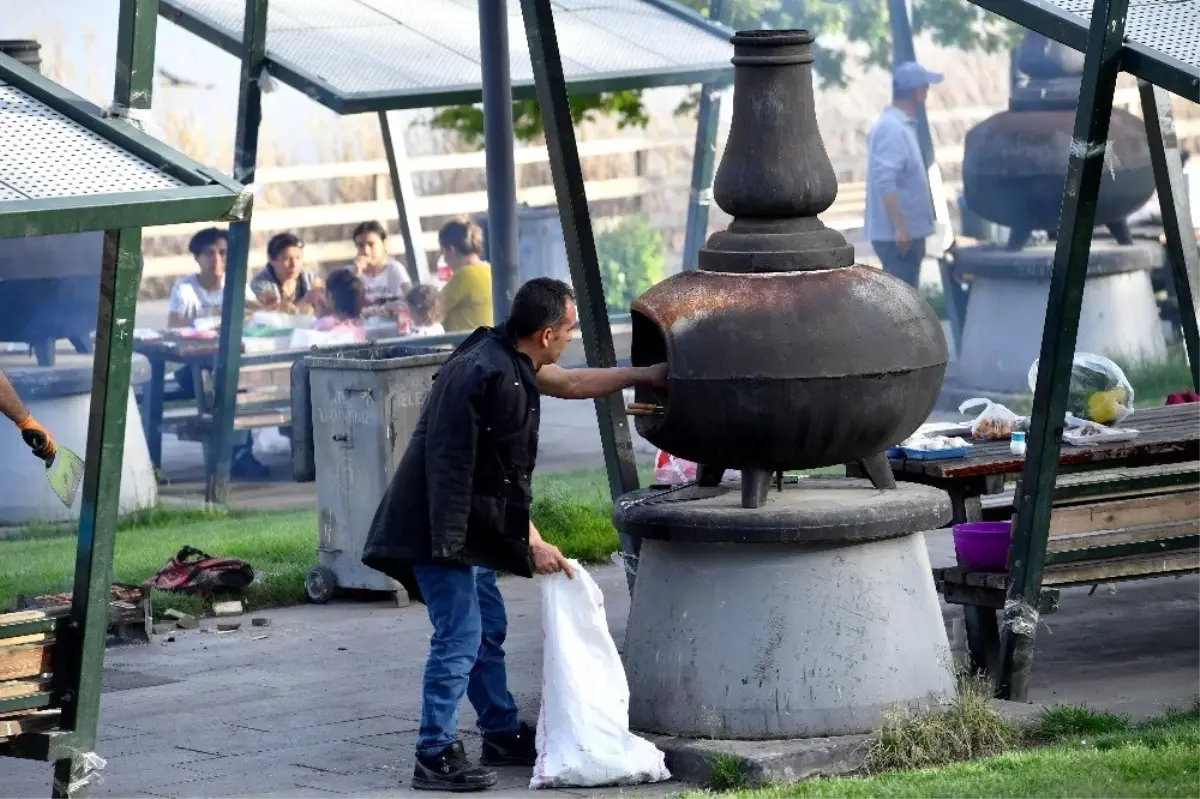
[159,0,735,114]
[964,0,1199,98]
[0,58,251,239]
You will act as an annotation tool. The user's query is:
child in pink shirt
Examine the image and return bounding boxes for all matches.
[312,269,368,342]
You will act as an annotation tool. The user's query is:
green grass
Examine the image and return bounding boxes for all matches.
[707,754,748,792]
[0,467,650,615]
[1114,348,1195,409]
[860,677,1018,774]
[0,463,857,615]
[687,703,1200,799]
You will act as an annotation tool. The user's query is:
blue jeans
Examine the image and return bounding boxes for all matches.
[412,564,519,756]
[872,238,927,289]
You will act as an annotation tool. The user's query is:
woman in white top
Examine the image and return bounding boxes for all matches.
[348,221,413,313]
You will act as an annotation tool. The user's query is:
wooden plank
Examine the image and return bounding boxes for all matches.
[0,642,53,682]
[0,677,51,701]
[1047,492,1200,537]
[1042,549,1199,585]
[0,633,52,648]
[1047,520,1200,552]
[0,709,60,740]
[143,175,668,240]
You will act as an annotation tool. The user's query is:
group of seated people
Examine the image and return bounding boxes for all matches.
[167,217,497,340]
[164,216,498,478]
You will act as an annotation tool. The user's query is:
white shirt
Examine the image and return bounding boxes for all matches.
[354,260,412,304]
[167,274,256,321]
[409,322,446,337]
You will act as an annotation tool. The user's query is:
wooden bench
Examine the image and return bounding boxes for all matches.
[0,610,61,747]
[934,460,1200,678]
[165,358,295,446]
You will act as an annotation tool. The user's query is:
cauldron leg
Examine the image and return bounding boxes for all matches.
[1107,219,1133,246]
[741,467,772,508]
[858,452,897,490]
[696,463,725,487]
[1006,227,1033,251]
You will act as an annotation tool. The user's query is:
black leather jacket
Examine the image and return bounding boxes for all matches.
[362,323,540,601]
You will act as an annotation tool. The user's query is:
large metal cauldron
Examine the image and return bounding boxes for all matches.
[630,30,947,504]
[961,32,1154,249]
[963,109,1155,241]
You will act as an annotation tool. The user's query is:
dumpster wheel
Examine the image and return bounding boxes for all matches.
[305,566,337,604]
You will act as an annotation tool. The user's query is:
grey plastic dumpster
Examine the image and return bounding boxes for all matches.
[290,343,451,604]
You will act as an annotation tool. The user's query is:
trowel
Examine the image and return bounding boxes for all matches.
[23,431,85,508]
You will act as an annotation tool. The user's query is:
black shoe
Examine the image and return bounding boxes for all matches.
[412,742,497,792]
[480,721,537,767]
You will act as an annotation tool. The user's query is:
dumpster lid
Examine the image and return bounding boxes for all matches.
[303,343,451,371]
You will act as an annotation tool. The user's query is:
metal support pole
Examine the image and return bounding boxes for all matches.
[1138,81,1200,389]
[886,0,934,165]
[997,0,1130,702]
[681,0,731,271]
[480,0,520,321]
[52,3,155,793]
[207,0,267,505]
[517,0,642,592]
[379,111,431,285]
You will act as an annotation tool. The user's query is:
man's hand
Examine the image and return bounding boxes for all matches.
[894,223,912,255]
[642,363,668,389]
[17,416,56,462]
[529,522,574,578]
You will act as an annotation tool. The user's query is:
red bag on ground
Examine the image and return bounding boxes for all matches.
[143,546,254,595]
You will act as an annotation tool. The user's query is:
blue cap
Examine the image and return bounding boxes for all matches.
[893,61,944,92]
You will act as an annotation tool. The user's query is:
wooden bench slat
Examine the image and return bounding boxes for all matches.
[936,547,1200,592]
[0,641,54,682]
[0,677,52,701]
[0,691,53,717]
[0,709,60,742]
[1046,492,1199,537]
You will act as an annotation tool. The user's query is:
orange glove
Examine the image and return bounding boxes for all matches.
[17,415,56,462]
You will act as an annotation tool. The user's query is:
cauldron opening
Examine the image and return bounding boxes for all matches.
[630,310,668,427]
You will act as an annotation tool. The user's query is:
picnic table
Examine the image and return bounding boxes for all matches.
[885,403,1200,524]
[133,326,453,470]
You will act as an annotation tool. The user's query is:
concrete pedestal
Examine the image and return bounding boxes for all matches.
[0,356,156,525]
[616,479,954,740]
[945,242,1165,400]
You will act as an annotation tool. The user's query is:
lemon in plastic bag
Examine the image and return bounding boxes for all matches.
[1087,387,1129,424]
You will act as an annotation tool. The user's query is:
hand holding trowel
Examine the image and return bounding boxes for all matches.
[1,367,85,507]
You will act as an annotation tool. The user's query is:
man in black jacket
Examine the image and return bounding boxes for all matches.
[363,277,666,792]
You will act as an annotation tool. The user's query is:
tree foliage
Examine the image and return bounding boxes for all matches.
[429,0,1022,147]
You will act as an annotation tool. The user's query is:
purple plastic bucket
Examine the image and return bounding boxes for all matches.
[952,521,1012,572]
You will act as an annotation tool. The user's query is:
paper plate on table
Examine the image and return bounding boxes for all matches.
[1063,427,1139,446]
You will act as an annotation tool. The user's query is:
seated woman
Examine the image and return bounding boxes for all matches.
[311,269,368,342]
[251,233,327,316]
[348,220,412,315]
[405,284,445,337]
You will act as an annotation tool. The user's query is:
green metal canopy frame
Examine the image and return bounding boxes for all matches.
[0,0,250,794]
[957,0,1200,701]
[158,0,734,505]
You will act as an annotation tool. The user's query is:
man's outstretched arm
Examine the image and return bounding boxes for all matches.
[0,368,30,425]
[536,362,667,400]
[0,369,55,460]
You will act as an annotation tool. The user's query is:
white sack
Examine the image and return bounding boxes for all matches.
[531,562,671,789]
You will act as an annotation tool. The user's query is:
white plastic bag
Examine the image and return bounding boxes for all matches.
[958,397,1026,440]
[653,450,740,485]
[531,562,671,789]
[1028,352,1135,425]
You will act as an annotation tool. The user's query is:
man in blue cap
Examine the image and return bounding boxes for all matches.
[865,60,943,289]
